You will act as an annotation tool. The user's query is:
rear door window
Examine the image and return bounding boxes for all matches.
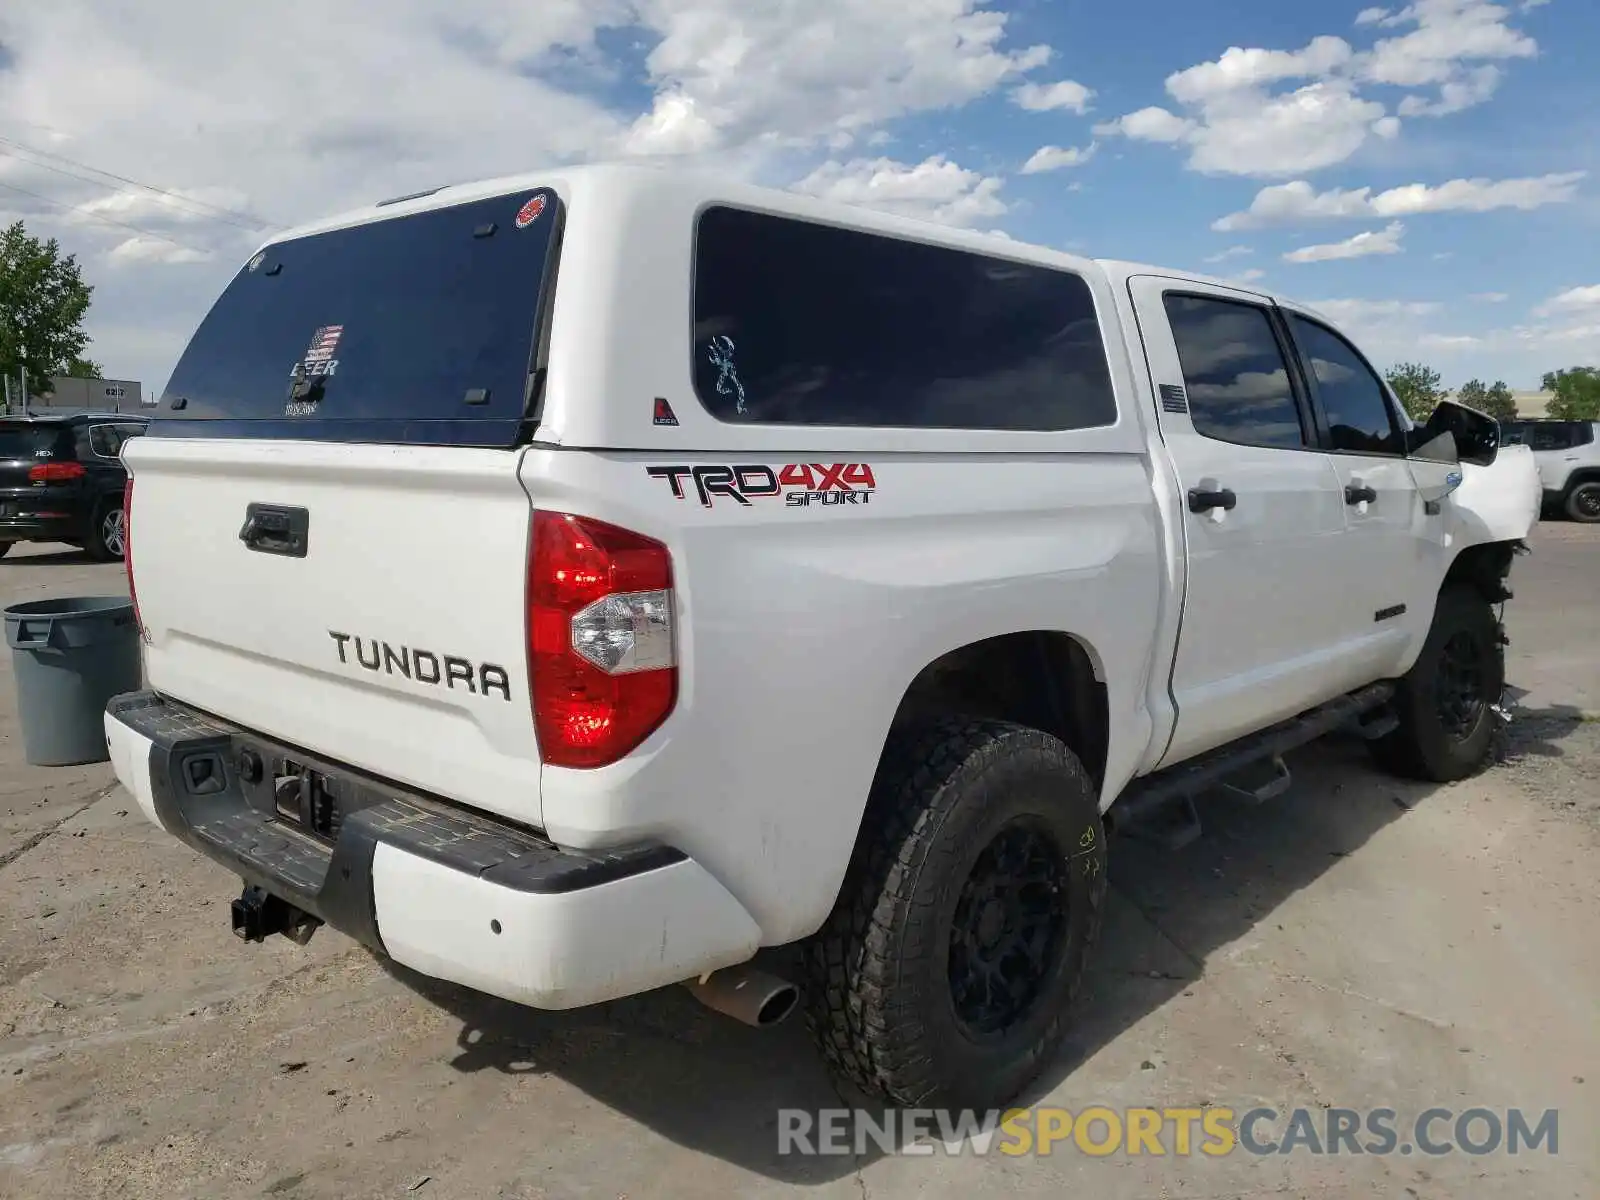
[89,424,129,458]
[155,189,562,446]
[1530,424,1576,451]
[690,206,1117,431]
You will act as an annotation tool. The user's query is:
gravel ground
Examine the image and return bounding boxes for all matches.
[1,522,1597,1199]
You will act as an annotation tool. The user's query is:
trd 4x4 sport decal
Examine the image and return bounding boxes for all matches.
[647,463,877,509]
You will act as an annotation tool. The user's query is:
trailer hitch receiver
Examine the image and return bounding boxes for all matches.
[231,884,321,946]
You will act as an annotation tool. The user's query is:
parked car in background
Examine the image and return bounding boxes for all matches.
[1500,418,1600,522]
[0,411,147,560]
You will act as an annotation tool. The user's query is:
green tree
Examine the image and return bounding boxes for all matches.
[1456,378,1517,420]
[65,357,102,379]
[1456,378,1487,410]
[0,220,96,390]
[1386,361,1446,421]
[1483,380,1517,420]
[1544,366,1600,421]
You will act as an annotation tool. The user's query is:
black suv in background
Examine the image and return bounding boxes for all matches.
[0,411,147,561]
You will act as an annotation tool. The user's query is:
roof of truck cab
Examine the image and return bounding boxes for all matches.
[1093,257,1335,320]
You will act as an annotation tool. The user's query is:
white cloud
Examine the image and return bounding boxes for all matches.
[1284,220,1406,262]
[67,185,261,230]
[1019,142,1096,174]
[624,0,1053,156]
[1013,79,1093,113]
[0,1,1061,391]
[792,154,1007,226]
[1213,171,1586,229]
[1204,245,1254,262]
[1535,285,1600,317]
[1228,267,1267,283]
[1356,0,1538,89]
[1096,65,1392,176]
[1190,82,1394,175]
[1096,2,1541,176]
[1164,36,1354,105]
[105,235,213,265]
[1093,106,1194,143]
[1305,298,1443,323]
[1397,63,1502,115]
[1470,291,1509,302]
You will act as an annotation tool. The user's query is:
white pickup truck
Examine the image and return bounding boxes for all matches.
[106,164,1540,1110]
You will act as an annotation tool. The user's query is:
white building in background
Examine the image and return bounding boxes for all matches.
[2,374,147,413]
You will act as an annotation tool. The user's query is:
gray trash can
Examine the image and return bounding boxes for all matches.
[5,596,142,767]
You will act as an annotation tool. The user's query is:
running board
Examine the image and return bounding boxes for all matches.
[1108,682,1395,845]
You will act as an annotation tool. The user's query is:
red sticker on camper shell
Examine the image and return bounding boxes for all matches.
[514,195,547,228]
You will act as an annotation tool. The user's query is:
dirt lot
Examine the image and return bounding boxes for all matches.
[1,526,1597,1199]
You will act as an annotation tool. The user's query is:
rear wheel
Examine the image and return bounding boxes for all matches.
[86,499,126,562]
[1564,481,1600,524]
[1370,585,1502,782]
[802,718,1108,1109]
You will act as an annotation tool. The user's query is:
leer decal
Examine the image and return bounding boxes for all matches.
[647,463,877,509]
[285,323,344,414]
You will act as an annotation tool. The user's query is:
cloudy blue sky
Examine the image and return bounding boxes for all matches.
[0,0,1595,394]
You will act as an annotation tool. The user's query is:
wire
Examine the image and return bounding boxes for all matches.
[0,148,265,234]
[0,179,216,255]
[0,134,279,231]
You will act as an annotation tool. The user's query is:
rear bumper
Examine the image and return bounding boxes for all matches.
[0,488,89,542]
[0,513,83,542]
[104,691,761,1009]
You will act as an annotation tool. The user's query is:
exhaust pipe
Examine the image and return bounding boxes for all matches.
[684,964,799,1028]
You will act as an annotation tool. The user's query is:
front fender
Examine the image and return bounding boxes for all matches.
[1449,444,1540,549]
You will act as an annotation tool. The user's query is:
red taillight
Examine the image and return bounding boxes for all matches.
[123,478,140,633]
[28,461,86,483]
[528,510,677,769]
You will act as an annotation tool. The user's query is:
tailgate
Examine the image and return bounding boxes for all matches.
[123,435,544,828]
[119,183,569,829]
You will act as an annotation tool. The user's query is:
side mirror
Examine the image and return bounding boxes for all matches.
[1414,399,1500,468]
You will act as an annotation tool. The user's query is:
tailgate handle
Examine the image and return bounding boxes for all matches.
[239,503,309,558]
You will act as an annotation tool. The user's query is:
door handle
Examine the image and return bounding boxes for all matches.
[239,503,310,558]
[1187,487,1237,513]
[1344,483,1378,506]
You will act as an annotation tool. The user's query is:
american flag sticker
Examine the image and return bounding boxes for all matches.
[304,324,344,364]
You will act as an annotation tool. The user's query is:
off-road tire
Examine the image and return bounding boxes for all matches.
[1370,584,1503,782]
[1563,481,1600,524]
[85,499,126,562]
[802,717,1108,1110]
